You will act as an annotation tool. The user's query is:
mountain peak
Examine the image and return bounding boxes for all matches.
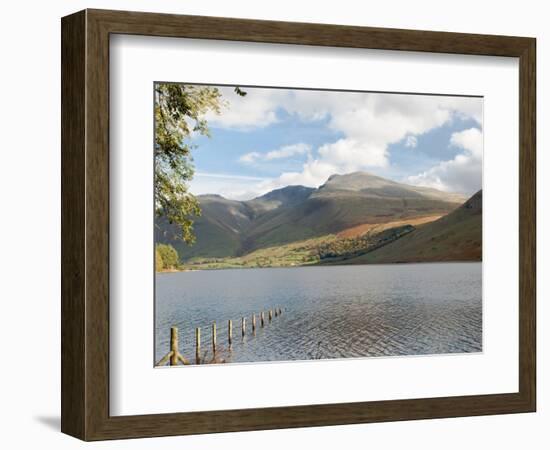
[461,190,482,212]
[198,193,224,199]
[247,185,314,212]
[320,171,399,192]
[255,184,314,200]
[317,171,466,203]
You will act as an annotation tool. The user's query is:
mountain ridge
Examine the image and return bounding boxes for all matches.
[155,171,470,262]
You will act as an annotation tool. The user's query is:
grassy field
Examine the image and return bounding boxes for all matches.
[180,234,335,270]
[179,215,444,270]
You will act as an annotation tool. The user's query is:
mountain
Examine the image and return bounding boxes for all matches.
[342,190,482,264]
[319,172,465,203]
[156,171,467,262]
[155,195,252,260]
[239,173,465,251]
[246,185,314,214]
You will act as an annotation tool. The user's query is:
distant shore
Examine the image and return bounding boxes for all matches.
[155,258,482,273]
[157,267,197,273]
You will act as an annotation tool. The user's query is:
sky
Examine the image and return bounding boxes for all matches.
[183,85,483,201]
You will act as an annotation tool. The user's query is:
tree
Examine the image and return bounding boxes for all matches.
[156,243,179,269]
[155,83,247,245]
[155,83,224,244]
[155,247,164,271]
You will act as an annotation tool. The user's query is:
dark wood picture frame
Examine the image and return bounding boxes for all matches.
[61,9,536,441]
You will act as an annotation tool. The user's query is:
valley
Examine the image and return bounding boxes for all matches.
[155,171,481,270]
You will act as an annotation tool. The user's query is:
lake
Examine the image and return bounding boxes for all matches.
[155,262,482,364]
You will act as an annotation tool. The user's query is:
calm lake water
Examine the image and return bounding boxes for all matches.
[155,262,482,364]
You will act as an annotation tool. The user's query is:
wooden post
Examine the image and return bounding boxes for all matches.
[269,310,273,321]
[195,327,201,364]
[170,327,179,366]
[274,308,278,317]
[278,307,282,316]
[228,319,233,346]
[260,312,265,327]
[156,351,173,367]
[177,353,190,365]
[242,317,246,337]
[252,314,256,333]
[212,322,217,354]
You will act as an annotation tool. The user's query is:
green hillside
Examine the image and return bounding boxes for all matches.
[155,195,253,260]
[342,190,482,264]
[243,192,461,251]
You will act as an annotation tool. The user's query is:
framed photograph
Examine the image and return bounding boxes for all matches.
[61,9,536,440]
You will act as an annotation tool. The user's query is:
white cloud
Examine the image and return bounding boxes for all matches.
[198,87,483,198]
[265,143,311,160]
[240,143,311,164]
[257,157,338,193]
[190,172,269,200]
[406,127,482,195]
[194,128,483,200]
[264,93,482,190]
[318,138,388,170]
[450,126,483,158]
[238,152,261,164]
[441,96,483,125]
[205,87,282,130]
[405,135,418,148]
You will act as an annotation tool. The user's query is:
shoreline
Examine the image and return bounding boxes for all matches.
[155,258,482,274]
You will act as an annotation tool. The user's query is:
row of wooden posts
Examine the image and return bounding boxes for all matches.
[157,307,283,366]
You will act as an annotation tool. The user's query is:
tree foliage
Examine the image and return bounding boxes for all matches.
[317,225,416,260]
[156,243,179,269]
[154,83,225,244]
[155,247,164,271]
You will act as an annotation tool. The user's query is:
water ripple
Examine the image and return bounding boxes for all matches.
[155,263,482,364]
